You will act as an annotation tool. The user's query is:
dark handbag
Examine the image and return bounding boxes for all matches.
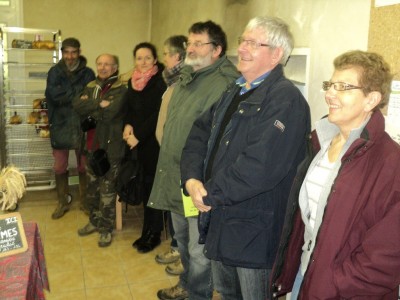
[81,115,97,132]
[85,116,110,177]
[88,148,110,177]
[116,147,144,207]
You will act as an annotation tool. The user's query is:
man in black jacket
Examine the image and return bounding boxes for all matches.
[181,16,310,299]
[45,38,95,219]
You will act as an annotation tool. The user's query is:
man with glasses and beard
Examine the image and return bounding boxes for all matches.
[148,21,239,300]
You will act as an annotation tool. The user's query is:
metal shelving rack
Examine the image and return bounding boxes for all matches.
[0,27,62,190]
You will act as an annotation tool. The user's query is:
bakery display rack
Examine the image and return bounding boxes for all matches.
[0,27,61,190]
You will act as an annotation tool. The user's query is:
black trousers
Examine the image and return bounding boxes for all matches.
[141,177,164,235]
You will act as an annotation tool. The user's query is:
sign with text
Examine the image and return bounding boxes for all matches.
[0,212,28,258]
[375,0,400,7]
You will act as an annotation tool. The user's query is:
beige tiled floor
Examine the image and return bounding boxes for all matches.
[9,187,285,300]
[11,186,184,300]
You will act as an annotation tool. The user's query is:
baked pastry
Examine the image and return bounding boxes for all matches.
[32,98,43,109]
[27,111,40,124]
[39,128,50,138]
[41,114,49,124]
[32,40,56,50]
[9,112,22,124]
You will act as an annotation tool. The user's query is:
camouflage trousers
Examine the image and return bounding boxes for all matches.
[86,159,120,233]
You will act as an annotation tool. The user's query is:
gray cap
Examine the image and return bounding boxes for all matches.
[61,37,80,50]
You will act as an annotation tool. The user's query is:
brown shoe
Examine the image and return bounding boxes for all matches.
[157,284,188,300]
[155,248,180,264]
[98,232,112,247]
[78,222,98,236]
[165,258,184,276]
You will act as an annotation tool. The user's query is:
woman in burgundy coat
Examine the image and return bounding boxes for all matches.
[271,50,400,299]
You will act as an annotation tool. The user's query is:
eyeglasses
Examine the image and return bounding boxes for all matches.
[322,81,363,91]
[238,37,270,49]
[184,41,214,49]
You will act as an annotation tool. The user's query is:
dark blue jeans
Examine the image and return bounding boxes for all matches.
[211,260,271,300]
[166,211,178,249]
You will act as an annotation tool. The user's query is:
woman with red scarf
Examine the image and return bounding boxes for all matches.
[123,42,167,253]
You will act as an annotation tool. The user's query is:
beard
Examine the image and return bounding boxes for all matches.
[185,53,213,70]
[64,58,80,71]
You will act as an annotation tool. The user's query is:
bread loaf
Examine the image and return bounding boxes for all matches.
[27,111,40,124]
[41,114,49,124]
[32,40,56,50]
[32,98,43,109]
[39,128,50,138]
[9,112,22,125]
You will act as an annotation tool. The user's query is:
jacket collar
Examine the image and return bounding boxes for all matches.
[230,64,284,105]
[344,110,385,159]
[315,115,368,155]
[87,75,123,89]
[312,110,386,162]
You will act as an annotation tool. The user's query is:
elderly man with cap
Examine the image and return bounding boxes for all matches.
[45,37,95,219]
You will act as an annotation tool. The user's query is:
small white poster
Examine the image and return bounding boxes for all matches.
[385,81,400,144]
[375,0,400,6]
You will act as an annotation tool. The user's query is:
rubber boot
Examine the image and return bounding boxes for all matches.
[51,172,72,219]
[78,172,89,215]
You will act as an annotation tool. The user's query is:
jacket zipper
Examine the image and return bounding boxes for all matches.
[271,135,315,298]
[297,140,367,298]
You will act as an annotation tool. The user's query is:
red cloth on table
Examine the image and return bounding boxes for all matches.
[0,222,49,300]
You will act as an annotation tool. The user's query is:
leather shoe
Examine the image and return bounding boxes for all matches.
[132,229,152,248]
[137,231,161,253]
[165,258,184,276]
[132,236,143,248]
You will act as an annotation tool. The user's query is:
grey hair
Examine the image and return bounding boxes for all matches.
[164,35,188,61]
[245,16,294,65]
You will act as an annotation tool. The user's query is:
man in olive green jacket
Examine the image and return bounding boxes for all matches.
[148,21,239,300]
[73,54,127,248]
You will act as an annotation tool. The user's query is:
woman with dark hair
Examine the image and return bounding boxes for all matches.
[123,42,167,253]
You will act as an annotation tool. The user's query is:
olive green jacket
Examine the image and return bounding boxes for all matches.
[148,56,239,215]
[72,76,127,161]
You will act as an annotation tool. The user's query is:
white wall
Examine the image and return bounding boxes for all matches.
[299,0,371,126]
[0,0,23,27]
[19,0,371,126]
[23,0,152,74]
[152,0,371,126]
[244,0,371,126]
